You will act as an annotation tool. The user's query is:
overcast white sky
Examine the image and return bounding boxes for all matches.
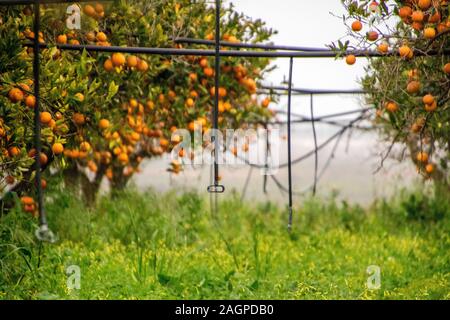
[230,0,370,118]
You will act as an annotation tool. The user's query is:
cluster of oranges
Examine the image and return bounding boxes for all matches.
[104,53,149,73]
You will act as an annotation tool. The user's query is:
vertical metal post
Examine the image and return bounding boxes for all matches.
[208,0,224,194]
[310,93,318,196]
[33,0,54,242]
[287,57,294,231]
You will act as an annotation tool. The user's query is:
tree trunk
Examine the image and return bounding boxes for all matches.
[80,163,107,207]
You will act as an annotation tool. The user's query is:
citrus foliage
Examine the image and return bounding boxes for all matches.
[335,0,450,189]
[0,0,275,207]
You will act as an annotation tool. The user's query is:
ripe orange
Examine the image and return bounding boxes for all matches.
[204,67,214,77]
[418,0,431,10]
[399,45,412,58]
[56,34,67,44]
[74,92,85,102]
[425,163,434,174]
[137,59,148,72]
[8,146,20,157]
[96,32,107,42]
[199,58,209,68]
[41,178,47,189]
[104,59,114,71]
[262,97,271,108]
[351,20,363,32]
[424,100,437,112]
[210,86,227,97]
[345,55,356,65]
[423,27,436,39]
[443,63,450,74]
[21,196,34,206]
[422,94,434,105]
[428,11,441,24]
[80,141,91,152]
[411,22,424,31]
[84,4,96,17]
[398,6,412,19]
[385,101,399,112]
[73,113,85,125]
[99,119,110,130]
[190,90,199,99]
[411,11,424,22]
[366,31,378,41]
[25,95,36,108]
[86,31,96,42]
[118,152,129,164]
[39,152,48,165]
[52,142,64,155]
[95,3,104,14]
[112,53,126,67]
[416,151,429,163]
[406,81,421,94]
[186,98,195,108]
[126,55,138,68]
[8,88,24,103]
[40,111,52,124]
[377,42,389,54]
[189,73,198,82]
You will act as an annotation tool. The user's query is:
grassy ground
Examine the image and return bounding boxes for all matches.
[0,183,449,300]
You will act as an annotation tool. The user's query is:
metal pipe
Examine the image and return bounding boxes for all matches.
[261,85,366,95]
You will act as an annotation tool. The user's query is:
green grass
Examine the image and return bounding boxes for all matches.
[0,183,449,300]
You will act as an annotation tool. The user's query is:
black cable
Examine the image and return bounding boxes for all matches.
[287,57,294,232]
[310,94,318,196]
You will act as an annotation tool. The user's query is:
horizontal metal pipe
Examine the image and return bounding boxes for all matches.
[261,85,366,95]
[174,37,330,52]
[26,42,450,58]
[0,0,112,5]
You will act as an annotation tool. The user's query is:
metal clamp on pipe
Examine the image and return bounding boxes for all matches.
[207,184,225,193]
[35,223,57,243]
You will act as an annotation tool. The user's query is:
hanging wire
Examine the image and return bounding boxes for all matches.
[310,94,318,196]
[286,57,294,232]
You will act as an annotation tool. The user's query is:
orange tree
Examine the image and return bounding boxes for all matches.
[0,1,275,208]
[333,0,450,193]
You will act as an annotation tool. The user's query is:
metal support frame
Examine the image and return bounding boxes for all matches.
[2,0,448,235]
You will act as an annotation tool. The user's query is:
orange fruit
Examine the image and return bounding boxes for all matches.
[137,59,148,72]
[118,152,129,164]
[86,31,96,42]
[428,11,441,23]
[366,31,378,41]
[25,95,36,108]
[423,27,436,39]
[39,153,48,165]
[424,100,437,112]
[351,20,363,32]
[74,92,84,102]
[204,67,214,77]
[95,3,104,14]
[262,97,270,108]
[399,45,412,58]
[40,111,52,124]
[422,94,434,105]
[8,88,24,103]
[80,141,91,152]
[73,113,85,125]
[190,90,199,99]
[345,55,356,65]
[377,42,389,54]
[189,73,198,82]
[99,119,110,130]
[41,178,47,189]
[411,11,424,22]
[416,151,429,163]
[84,4,96,17]
[418,0,431,10]
[96,32,107,42]
[186,98,195,108]
[199,58,208,68]
[52,142,64,155]
[56,34,67,44]
[406,81,421,94]
[112,53,126,67]
[21,196,34,206]
[385,101,399,112]
[443,63,450,74]
[8,146,20,157]
[126,55,138,68]
[103,59,114,72]
[399,6,412,19]
[425,163,434,174]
